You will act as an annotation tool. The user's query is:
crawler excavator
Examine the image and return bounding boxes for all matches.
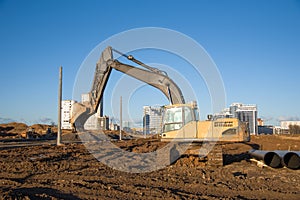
[71,46,250,165]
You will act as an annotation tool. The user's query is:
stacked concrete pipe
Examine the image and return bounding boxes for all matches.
[248,150,300,169]
[248,150,282,168]
[275,150,300,170]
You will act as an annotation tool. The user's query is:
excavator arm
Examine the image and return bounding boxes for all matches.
[110,60,185,104]
[71,46,185,131]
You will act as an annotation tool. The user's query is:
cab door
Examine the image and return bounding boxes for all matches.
[182,106,197,139]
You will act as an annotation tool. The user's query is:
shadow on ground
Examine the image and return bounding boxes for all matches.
[6,187,81,200]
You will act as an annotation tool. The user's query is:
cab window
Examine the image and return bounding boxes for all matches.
[184,107,193,124]
[163,107,183,132]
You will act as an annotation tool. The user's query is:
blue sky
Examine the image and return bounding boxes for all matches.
[0,0,299,125]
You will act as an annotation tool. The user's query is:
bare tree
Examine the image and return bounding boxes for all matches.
[289,124,300,134]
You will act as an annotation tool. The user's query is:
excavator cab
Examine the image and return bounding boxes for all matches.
[161,102,199,141]
[162,102,199,133]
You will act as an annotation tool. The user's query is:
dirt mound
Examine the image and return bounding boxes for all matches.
[29,124,57,135]
[30,124,48,131]
[0,122,28,138]
[0,123,59,139]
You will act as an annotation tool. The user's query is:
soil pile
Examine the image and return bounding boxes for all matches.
[0,123,58,139]
[0,122,28,138]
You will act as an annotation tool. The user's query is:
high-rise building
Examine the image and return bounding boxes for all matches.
[229,103,241,118]
[143,106,163,134]
[61,100,76,130]
[215,103,258,135]
[235,104,257,135]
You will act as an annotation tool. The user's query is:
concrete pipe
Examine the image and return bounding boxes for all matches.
[283,152,300,170]
[248,150,282,168]
[273,150,300,170]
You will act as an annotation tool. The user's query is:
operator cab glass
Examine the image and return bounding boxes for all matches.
[162,105,198,132]
[193,107,200,121]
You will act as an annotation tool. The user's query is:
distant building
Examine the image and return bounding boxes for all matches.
[143,106,163,134]
[100,116,110,130]
[110,123,120,131]
[143,113,150,134]
[235,104,258,135]
[213,108,233,119]
[215,103,258,135]
[257,118,264,126]
[61,100,76,130]
[273,126,282,135]
[273,126,290,134]
[123,121,133,129]
[258,125,273,135]
[280,121,300,129]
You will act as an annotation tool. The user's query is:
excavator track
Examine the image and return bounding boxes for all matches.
[207,145,223,166]
[180,142,224,166]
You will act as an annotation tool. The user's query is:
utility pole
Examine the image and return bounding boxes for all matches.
[119,96,122,141]
[57,66,62,145]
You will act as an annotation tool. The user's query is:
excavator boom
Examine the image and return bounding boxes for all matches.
[90,46,185,114]
[90,47,113,112]
[71,46,185,130]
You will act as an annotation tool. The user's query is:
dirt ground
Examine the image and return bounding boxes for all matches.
[0,126,299,199]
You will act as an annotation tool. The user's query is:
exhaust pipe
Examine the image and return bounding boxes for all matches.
[248,150,282,168]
